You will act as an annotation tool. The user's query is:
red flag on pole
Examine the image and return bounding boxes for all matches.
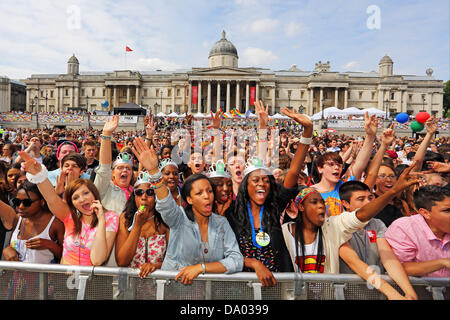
[126,46,133,52]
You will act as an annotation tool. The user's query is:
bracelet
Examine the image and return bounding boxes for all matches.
[150,179,164,189]
[299,136,312,145]
[144,137,152,141]
[100,134,111,141]
[25,165,48,184]
[201,263,206,274]
[149,170,162,182]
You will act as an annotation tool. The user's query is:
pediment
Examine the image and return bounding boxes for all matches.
[190,67,260,76]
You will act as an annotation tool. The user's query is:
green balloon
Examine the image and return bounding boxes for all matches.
[410,120,424,132]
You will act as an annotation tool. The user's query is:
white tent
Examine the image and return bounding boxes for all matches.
[167,112,179,117]
[311,107,347,120]
[270,113,289,119]
[194,112,206,118]
[362,107,388,118]
[343,107,365,115]
[156,112,167,117]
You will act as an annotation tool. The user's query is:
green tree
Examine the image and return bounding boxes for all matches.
[444,80,450,118]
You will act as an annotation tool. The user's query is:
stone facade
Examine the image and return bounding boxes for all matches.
[23,32,444,116]
[0,77,26,112]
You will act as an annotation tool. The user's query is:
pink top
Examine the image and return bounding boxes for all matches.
[62,211,119,266]
[385,214,450,278]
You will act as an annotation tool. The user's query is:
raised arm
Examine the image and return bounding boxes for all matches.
[280,107,313,189]
[210,111,224,164]
[364,126,395,190]
[0,199,17,230]
[19,151,70,221]
[255,100,270,163]
[355,161,420,222]
[99,115,119,166]
[352,112,379,180]
[412,116,438,172]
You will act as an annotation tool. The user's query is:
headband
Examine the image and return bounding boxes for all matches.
[113,152,134,168]
[56,141,79,159]
[134,171,151,188]
[207,160,231,178]
[159,158,178,171]
[295,187,319,206]
[243,157,272,177]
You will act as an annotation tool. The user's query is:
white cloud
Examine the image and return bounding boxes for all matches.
[250,18,279,34]
[241,47,279,66]
[132,58,182,71]
[343,61,358,70]
[284,21,308,37]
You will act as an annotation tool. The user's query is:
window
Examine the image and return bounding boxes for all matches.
[65,89,69,96]
[168,89,172,97]
[391,92,395,100]
[50,90,54,98]
[81,89,85,96]
[177,88,180,96]
[102,89,106,96]
[156,89,160,97]
[144,89,148,96]
[301,90,304,99]
[371,92,375,100]
[275,90,279,98]
[92,89,96,96]
[359,91,363,100]
[409,94,413,101]
[266,89,270,97]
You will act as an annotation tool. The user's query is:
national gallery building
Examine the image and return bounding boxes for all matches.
[23,31,444,116]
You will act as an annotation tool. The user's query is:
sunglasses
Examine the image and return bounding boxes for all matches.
[12,198,40,207]
[134,188,155,197]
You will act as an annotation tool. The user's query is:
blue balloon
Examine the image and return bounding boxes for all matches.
[396,112,409,123]
[101,100,109,108]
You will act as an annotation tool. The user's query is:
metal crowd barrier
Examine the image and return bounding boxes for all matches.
[0,261,448,300]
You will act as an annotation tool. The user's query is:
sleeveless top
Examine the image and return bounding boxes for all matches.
[10,216,56,264]
[129,234,167,268]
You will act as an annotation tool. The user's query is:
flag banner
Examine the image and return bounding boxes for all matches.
[245,110,252,119]
[192,86,198,104]
[126,46,133,52]
[250,86,256,105]
[234,108,244,118]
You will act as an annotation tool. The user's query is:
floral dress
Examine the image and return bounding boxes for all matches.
[129,234,167,268]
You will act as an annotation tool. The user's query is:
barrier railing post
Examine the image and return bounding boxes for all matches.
[251,282,262,300]
[156,279,167,300]
[205,280,212,300]
[39,272,48,300]
[427,286,445,300]
[333,283,347,300]
[76,274,90,300]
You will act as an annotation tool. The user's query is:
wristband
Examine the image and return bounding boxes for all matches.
[201,263,206,274]
[100,134,111,141]
[25,165,49,184]
[149,170,162,182]
[299,136,312,145]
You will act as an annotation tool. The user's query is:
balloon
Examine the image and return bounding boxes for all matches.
[395,112,409,123]
[410,120,424,132]
[415,111,430,124]
[101,100,109,108]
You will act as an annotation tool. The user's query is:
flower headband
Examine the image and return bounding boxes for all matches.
[294,187,319,206]
[113,152,134,168]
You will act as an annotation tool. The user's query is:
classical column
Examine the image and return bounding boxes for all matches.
[235,81,240,110]
[74,87,79,110]
[319,87,324,111]
[309,88,314,115]
[256,82,260,105]
[126,86,130,103]
[334,88,339,108]
[402,91,408,113]
[171,86,175,112]
[398,90,402,113]
[207,81,211,113]
[271,87,276,114]
[136,86,140,104]
[69,87,73,109]
[197,81,202,112]
[55,87,59,112]
[344,88,348,109]
[26,89,30,112]
[378,89,384,110]
[188,82,192,113]
[216,81,221,111]
[428,92,433,113]
[245,82,250,112]
[113,86,117,108]
[226,81,231,113]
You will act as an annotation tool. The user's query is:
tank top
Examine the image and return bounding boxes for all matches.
[129,234,167,268]
[10,216,56,264]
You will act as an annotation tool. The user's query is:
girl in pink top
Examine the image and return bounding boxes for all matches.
[20,151,119,266]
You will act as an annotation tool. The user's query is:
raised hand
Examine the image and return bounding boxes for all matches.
[255,100,269,129]
[364,112,379,138]
[425,116,438,134]
[380,124,395,147]
[392,161,421,194]
[145,114,157,138]
[103,115,119,135]
[132,137,159,173]
[210,111,222,130]
[281,107,313,128]
[19,151,42,175]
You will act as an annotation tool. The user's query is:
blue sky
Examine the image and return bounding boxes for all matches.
[0,0,448,81]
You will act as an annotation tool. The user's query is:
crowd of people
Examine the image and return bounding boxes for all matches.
[0,99,449,300]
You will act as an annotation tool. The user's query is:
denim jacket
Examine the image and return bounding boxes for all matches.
[156,193,243,274]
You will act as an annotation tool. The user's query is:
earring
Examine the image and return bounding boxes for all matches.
[76,210,82,218]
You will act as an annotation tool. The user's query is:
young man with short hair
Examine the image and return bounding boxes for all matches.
[385,185,450,278]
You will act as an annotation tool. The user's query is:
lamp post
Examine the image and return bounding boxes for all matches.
[160,90,163,113]
[154,102,159,114]
[34,96,39,129]
[299,104,304,114]
[45,91,48,112]
[287,90,291,108]
[385,98,389,120]
[321,103,324,120]
[422,95,426,112]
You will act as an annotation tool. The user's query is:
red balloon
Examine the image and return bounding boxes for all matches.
[415,111,430,124]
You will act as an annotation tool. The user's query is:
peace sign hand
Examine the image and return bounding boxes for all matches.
[255,100,269,129]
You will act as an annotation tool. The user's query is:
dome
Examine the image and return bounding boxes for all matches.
[68,54,79,64]
[379,54,393,64]
[208,31,238,58]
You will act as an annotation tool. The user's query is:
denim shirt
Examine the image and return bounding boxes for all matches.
[156,193,243,274]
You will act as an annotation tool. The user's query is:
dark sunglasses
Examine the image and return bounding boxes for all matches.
[12,198,40,207]
[134,188,155,197]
